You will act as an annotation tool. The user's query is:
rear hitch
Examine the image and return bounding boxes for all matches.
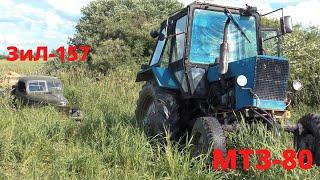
[282,122,302,133]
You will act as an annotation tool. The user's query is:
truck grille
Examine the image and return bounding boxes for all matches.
[253,58,289,101]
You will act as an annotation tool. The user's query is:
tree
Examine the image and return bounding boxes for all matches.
[70,0,182,73]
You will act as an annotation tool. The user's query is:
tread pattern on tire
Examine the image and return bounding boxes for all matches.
[135,80,180,140]
[192,117,226,156]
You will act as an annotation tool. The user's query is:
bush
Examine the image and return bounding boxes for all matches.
[0,54,7,59]
[283,26,320,105]
[66,0,182,73]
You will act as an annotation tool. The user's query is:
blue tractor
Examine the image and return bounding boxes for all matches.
[135,2,320,163]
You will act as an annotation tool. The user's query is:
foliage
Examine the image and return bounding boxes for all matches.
[260,17,320,105]
[261,17,279,29]
[283,26,320,105]
[0,55,7,59]
[64,0,182,73]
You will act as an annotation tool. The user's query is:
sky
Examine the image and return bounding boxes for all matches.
[0,0,319,55]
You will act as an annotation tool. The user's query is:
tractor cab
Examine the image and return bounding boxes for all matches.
[137,2,293,111]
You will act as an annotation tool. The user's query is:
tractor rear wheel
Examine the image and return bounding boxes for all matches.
[295,113,320,165]
[135,80,180,142]
[191,117,226,158]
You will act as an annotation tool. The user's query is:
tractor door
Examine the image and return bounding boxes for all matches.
[149,27,168,67]
[146,11,190,93]
[141,20,180,90]
[168,13,189,94]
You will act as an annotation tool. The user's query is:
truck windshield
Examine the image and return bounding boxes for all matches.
[28,80,62,93]
[190,9,258,64]
[47,81,62,93]
[28,81,47,92]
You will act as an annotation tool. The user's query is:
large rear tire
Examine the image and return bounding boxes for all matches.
[295,113,320,165]
[191,117,226,158]
[135,80,180,141]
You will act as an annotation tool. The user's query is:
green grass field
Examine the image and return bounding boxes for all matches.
[0,60,319,179]
[0,60,45,75]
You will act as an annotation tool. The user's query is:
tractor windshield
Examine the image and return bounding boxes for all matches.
[190,9,257,64]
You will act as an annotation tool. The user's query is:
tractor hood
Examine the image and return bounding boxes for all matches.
[207,55,289,110]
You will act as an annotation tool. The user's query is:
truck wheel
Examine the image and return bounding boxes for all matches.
[295,113,320,165]
[10,87,18,108]
[135,80,180,141]
[191,117,226,157]
[11,97,18,108]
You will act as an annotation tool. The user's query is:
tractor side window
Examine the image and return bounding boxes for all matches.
[173,15,188,62]
[261,29,280,56]
[160,37,171,67]
[150,28,167,66]
[171,15,188,92]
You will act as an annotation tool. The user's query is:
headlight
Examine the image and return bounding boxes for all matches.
[293,80,303,91]
[59,101,67,106]
[237,75,248,87]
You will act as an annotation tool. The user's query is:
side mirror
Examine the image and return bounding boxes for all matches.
[219,42,229,75]
[150,31,159,38]
[158,33,165,41]
[280,16,293,34]
[150,31,165,41]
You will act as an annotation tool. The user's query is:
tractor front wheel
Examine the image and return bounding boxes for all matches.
[295,113,320,165]
[135,80,180,142]
[191,117,226,157]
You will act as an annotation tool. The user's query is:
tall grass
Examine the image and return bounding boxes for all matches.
[0,61,319,179]
[0,60,45,75]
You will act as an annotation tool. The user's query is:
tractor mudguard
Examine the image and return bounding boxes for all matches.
[135,66,179,90]
[151,67,179,90]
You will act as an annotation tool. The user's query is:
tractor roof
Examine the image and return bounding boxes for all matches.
[165,1,256,26]
[188,1,244,10]
[18,75,60,83]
